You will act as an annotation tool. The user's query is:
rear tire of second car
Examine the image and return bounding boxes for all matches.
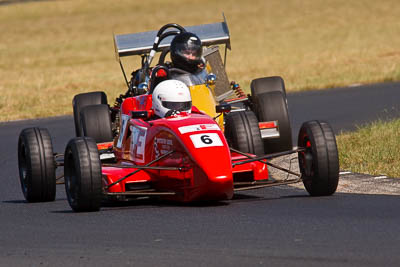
[224,111,264,156]
[250,76,292,154]
[80,104,114,143]
[253,92,293,154]
[73,91,108,137]
[251,76,287,97]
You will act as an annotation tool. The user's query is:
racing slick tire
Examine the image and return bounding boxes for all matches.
[80,104,113,143]
[250,76,292,153]
[298,120,339,196]
[224,111,265,156]
[251,76,287,97]
[252,91,293,154]
[64,137,102,212]
[73,91,108,137]
[18,127,56,202]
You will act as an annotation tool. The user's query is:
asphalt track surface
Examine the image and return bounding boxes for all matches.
[1,82,400,266]
[287,81,400,137]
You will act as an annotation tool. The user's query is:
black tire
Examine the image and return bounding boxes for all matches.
[253,92,293,154]
[251,76,287,97]
[80,104,113,143]
[298,120,339,196]
[224,111,264,156]
[64,137,102,212]
[73,91,107,137]
[18,128,56,202]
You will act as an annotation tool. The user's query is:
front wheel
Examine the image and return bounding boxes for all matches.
[298,120,339,196]
[64,137,103,212]
[18,127,56,202]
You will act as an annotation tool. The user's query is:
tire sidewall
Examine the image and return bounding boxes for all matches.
[80,104,113,143]
[64,141,79,210]
[298,121,339,196]
[18,132,31,200]
[73,92,107,137]
[224,111,264,156]
[64,137,102,212]
[17,128,56,202]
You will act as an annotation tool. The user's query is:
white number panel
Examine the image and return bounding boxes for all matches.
[130,125,147,163]
[190,133,223,148]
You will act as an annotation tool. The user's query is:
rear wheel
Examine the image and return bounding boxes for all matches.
[224,111,264,156]
[18,127,56,202]
[73,91,107,137]
[298,120,339,196]
[250,76,292,153]
[80,104,113,143]
[251,76,287,97]
[64,137,102,212]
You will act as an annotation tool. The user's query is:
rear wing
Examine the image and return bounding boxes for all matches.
[114,20,231,60]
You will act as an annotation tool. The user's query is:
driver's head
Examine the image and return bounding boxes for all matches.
[152,79,192,118]
[170,32,203,73]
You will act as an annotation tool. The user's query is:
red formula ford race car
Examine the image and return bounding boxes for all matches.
[17,19,339,212]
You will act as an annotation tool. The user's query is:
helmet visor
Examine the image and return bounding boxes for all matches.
[162,101,192,111]
[175,42,202,61]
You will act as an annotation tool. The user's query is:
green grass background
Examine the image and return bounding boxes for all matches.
[337,119,400,177]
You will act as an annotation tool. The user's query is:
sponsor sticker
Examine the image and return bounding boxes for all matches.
[178,124,220,134]
[153,137,173,158]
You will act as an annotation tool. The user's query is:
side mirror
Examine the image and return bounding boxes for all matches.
[216,103,231,113]
[206,73,217,86]
[131,111,149,119]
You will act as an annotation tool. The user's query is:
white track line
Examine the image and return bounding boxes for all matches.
[374,176,387,180]
[339,171,352,175]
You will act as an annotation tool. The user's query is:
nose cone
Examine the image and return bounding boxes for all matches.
[185,137,234,201]
[184,165,233,202]
[200,165,234,200]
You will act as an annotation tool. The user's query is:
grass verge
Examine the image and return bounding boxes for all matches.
[337,119,400,177]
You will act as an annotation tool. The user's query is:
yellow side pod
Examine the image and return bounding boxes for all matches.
[189,84,224,130]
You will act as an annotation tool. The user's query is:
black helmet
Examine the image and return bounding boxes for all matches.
[170,32,202,73]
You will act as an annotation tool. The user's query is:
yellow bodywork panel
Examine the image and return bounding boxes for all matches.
[189,84,224,129]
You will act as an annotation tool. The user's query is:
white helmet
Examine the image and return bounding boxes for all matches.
[152,79,192,118]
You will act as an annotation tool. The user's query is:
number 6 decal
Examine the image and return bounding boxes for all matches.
[190,133,223,148]
[200,135,213,144]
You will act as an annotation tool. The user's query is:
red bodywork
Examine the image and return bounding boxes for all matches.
[100,95,269,202]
